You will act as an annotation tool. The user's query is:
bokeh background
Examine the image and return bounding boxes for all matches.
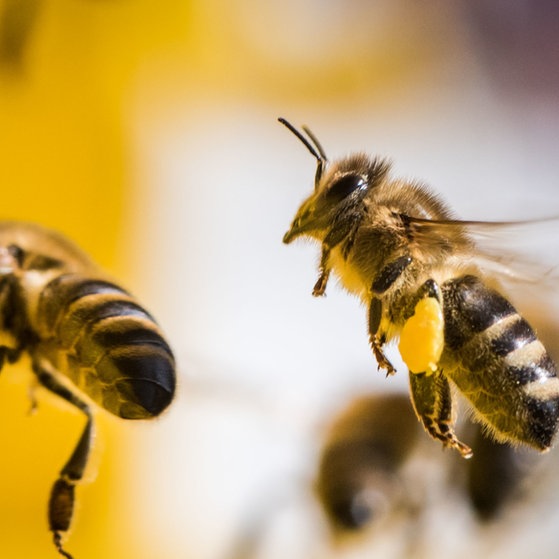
[1,1,559,558]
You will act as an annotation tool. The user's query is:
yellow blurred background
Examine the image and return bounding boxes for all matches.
[1,1,559,558]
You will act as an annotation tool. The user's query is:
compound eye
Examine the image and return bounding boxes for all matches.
[7,244,24,266]
[326,174,366,202]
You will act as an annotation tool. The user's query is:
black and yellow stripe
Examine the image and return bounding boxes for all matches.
[35,273,175,419]
[442,275,559,450]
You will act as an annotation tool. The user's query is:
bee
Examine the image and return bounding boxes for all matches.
[280,117,559,459]
[0,221,176,558]
[318,395,536,534]
[316,394,420,532]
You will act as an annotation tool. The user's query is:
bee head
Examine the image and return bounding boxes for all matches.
[282,167,369,243]
[280,118,384,244]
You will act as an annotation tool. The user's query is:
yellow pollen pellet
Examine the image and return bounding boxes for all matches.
[398,297,444,374]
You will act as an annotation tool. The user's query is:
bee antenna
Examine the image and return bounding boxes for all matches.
[278,117,327,190]
[301,125,327,162]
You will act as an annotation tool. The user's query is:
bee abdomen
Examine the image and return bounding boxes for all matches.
[442,275,559,450]
[37,274,175,419]
[443,275,516,351]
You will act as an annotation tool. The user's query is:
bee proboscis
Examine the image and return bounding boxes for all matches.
[280,117,559,459]
[0,221,176,558]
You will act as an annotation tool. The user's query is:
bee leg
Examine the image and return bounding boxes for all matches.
[27,376,39,415]
[409,371,473,459]
[32,362,94,559]
[313,245,331,296]
[368,297,396,376]
[367,255,413,375]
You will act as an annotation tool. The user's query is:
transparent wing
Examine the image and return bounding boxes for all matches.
[406,215,559,283]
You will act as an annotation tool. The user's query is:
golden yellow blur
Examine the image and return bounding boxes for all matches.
[0,1,192,557]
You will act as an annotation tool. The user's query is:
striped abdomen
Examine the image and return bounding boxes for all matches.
[442,275,559,450]
[35,274,175,419]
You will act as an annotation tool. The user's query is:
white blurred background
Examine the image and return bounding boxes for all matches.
[1,1,559,558]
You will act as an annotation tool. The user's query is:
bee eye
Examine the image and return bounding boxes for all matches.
[7,244,24,265]
[326,174,366,202]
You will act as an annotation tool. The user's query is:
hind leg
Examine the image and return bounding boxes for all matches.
[33,360,94,559]
[409,370,472,459]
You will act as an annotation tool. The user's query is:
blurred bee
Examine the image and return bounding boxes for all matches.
[0,0,41,71]
[316,394,420,533]
[0,221,176,558]
[280,117,559,459]
[317,395,539,540]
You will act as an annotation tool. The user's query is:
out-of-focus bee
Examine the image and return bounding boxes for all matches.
[0,0,41,71]
[0,221,176,558]
[317,395,539,540]
[280,117,559,460]
[316,394,420,533]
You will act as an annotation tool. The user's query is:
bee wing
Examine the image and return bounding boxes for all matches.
[406,214,559,356]
[406,215,559,285]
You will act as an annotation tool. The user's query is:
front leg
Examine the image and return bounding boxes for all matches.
[367,255,413,375]
[409,370,472,458]
[312,244,331,297]
[368,297,397,376]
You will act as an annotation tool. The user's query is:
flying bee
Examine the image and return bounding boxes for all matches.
[0,221,176,559]
[279,117,559,460]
